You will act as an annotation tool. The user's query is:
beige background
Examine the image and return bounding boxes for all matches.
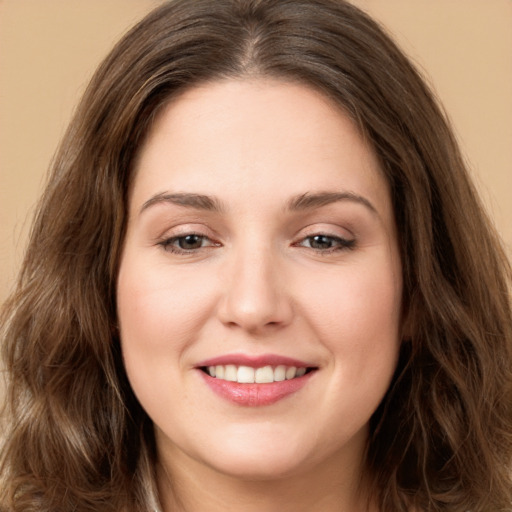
[1,0,511,304]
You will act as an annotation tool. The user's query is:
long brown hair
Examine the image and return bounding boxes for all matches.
[1,1,511,510]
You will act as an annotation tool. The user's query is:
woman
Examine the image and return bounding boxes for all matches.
[1,1,511,511]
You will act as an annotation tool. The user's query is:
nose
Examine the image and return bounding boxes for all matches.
[217,247,293,334]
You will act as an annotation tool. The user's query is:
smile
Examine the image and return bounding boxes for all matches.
[196,355,318,406]
[203,364,309,383]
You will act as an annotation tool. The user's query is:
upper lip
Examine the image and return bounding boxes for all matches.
[196,353,316,368]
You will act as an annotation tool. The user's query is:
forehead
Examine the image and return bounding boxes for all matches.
[131,78,391,221]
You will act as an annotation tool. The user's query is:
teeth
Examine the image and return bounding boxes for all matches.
[205,364,310,383]
[255,366,274,383]
[296,367,306,377]
[274,365,286,382]
[215,365,224,379]
[237,366,255,383]
[225,365,237,382]
[285,366,297,380]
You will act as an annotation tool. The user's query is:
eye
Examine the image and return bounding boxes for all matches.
[158,234,218,254]
[298,234,355,252]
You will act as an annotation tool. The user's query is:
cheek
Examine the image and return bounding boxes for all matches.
[118,258,216,343]
[296,251,402,386]
[304,262,402,431]
[301,259,401,338]
[116,257,218,394]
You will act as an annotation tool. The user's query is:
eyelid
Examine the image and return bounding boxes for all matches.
[157,233,221,255]
[295,234,356,251]
[292,224,357,254]
[154,223,222,254]
[155,221,218,241]
[295,222,355,241]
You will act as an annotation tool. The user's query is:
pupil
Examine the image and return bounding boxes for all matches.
[179,235,202,249]
[311,235,332,249]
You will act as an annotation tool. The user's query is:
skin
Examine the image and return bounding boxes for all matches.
[117,78,403,512]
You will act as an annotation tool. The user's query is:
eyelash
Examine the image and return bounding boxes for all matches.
[157,233,356,255]
[295,234,356,253]
[158,233,218,254]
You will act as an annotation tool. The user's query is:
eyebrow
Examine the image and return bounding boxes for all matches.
[287,191,378,215]
[140,190,378,216]
[140,192,225,214]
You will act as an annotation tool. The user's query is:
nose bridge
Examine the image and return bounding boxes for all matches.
[218,237,291,332]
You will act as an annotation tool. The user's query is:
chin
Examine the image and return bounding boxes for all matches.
[197,429,322,481]
[172,425,293,478]
[206,451,308,481]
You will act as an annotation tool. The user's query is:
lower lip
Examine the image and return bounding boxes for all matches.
[199,371,314,406]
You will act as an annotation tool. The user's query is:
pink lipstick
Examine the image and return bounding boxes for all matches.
[195,354,317,406]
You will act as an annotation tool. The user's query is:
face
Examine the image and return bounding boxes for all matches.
[117,79,403,482]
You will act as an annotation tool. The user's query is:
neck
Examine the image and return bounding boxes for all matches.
[156,444,376,512]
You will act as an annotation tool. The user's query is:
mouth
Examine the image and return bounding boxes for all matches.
[199,364,316,384]
[195,354,318,406]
